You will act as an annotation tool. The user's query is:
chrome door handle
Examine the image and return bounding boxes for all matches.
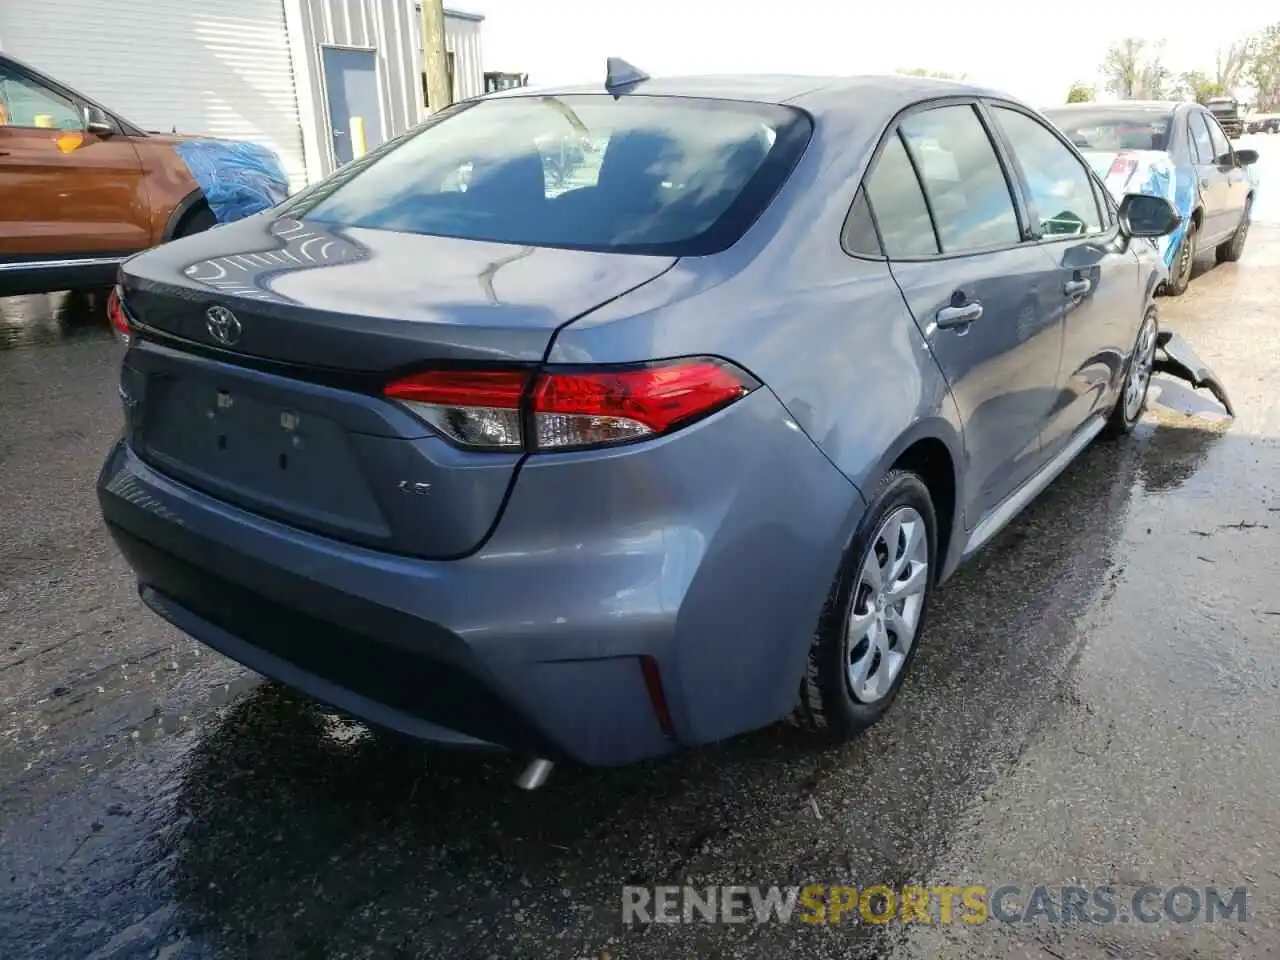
[935,302,983,328]
[1064,278,1092,297]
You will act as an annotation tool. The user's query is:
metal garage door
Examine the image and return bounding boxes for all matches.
[0,0,307,190]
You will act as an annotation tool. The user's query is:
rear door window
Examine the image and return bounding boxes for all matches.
[1204,114,1233,165]
[862,132,939,257]
[897,105,1021,253]
[1189,113,1214,165]
[991,105,1103,237]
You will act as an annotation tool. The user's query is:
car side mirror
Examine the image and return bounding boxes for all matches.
[84,105,114,136]
[1234,148,1259,166]
[1118,193,1181,238]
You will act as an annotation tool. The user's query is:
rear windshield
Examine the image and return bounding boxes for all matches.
[1041,108,1172,152]
[290,95,813,256]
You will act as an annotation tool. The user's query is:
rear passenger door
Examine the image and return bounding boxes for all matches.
[1201,112,1248,240]
[987,103,1142,459]
[1188,110,1233,243]
[864,101,1063,530]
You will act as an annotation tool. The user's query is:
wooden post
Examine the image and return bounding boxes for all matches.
[420,0,452,115]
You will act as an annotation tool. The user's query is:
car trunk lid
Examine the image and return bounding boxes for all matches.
[122,214,675,369]
[119,215,675,557]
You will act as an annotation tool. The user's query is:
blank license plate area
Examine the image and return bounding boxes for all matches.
[142,377,387,533]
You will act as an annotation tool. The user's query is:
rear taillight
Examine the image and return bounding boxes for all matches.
[107,285,133,346]
[384,357,758,452]
[1108,151,1139,188]
[385,369,528,450]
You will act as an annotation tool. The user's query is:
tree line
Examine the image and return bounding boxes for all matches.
[1064,22,1280,109]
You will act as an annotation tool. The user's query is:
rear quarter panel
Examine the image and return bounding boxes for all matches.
[541,96,970,737]
[547,99,966,543]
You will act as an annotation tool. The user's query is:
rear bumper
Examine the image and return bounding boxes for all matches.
[98,388,864,766]
[108,521,548,753]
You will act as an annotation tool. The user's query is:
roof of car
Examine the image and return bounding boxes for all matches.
[1044,101,1183,113]
[483,73,1015,113]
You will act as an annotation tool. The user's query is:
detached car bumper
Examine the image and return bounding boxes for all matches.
[98,388,863,766]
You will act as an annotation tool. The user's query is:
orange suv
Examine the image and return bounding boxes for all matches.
[0,52,290,296]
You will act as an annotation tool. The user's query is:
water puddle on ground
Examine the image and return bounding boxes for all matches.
[0,290,114,350]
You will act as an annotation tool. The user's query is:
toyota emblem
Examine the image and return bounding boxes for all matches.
[205,305,242,346]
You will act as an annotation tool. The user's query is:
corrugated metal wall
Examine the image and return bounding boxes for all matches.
[1,0,308,190]
[443,15,484,101]
[1,0,481,189]
[286,0,420,181]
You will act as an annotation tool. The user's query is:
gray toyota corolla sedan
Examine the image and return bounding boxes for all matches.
[98,68,1180,777]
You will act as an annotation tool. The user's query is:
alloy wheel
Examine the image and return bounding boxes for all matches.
[1124,314,1158,422]
[845,506,929,703]
[1233,202,1252,253]
[1176,224,1196,286]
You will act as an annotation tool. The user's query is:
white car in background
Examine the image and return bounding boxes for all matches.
[1043,101,1259,295]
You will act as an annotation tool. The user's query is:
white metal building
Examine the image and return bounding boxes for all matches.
[0,0,484,190]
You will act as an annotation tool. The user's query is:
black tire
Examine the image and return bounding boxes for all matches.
[1102,307,1159,439]
[174,202,217,239]
[795,469,938,738]
[1164,217,1197,297]
[1216,197,1252,264]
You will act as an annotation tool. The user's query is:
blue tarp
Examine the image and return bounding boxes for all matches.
[174,138,290,224]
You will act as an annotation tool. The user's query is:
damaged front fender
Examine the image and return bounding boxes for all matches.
[1153,329,1234,417]
[174,139,291,224]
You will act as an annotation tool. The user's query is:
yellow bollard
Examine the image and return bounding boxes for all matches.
[350,116,367,159]
[34,114,55,128]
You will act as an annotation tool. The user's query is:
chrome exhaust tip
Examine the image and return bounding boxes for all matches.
[515,758,555,791]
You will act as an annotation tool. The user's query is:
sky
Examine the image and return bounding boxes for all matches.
[455,0,1276,107]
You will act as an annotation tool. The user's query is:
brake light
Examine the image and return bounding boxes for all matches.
[384,358,758,451]
[530,362,756,447]
[106,285,133,346]
[1108,151,1139,188]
